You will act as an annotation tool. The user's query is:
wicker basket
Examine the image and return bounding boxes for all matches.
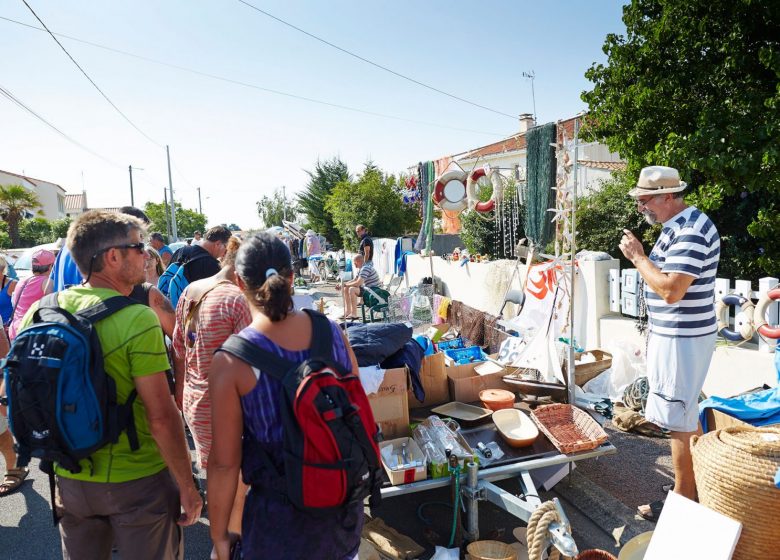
[691,426,780,560]
[573,350,612,386]
[466,540,517,560]
[575,550,617,560]
[530,404,608,454]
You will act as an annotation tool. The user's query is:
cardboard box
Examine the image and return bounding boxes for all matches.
[447,355,516,403]
[705,408,751,433]
[379,437,427,485]
[367,367,410,439]
[408,352,450,409]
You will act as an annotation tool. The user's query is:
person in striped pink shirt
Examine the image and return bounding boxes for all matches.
[173,236,250,539]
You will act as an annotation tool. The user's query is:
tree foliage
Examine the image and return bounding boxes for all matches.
[298,158,350,248]
[581,0,780,278]
[144,201,207,241]
[459,180,525,259]
[576,173,657,269]
[19,218,56,247]
[325,163,421,251]
[0,184,41,247]
[256,187,299,229]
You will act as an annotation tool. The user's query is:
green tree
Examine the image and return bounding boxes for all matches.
[581,0,780,278]
[50,217,72,241]
[298,158,350,248]
[144,201,207,241]
[575,173,657,268]
[256,187,299,229]
[459,179,525,258]
[19,217,54,247]
[0,184,41,247]
[0,222,10,249]
[325,163,420,251]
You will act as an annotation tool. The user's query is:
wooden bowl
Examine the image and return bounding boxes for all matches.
[479,389,515,411]
[492,408,539,448]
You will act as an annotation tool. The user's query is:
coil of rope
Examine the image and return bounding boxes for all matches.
[623,376,649,413]
[526,501,573,560]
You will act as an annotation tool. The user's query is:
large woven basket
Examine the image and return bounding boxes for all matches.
[691,425,780,560]
[466,540,517,560]
[530,404,608,454]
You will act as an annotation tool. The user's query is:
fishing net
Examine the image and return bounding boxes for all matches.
[524,122,557,247]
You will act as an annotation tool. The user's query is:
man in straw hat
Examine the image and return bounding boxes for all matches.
[619,166,721,521]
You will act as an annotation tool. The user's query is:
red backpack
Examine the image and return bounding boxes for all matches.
[218,309,383,512]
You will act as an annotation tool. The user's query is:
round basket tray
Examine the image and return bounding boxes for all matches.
[466,540,517,560]
[530,403,608,454]
[691,425,780,560]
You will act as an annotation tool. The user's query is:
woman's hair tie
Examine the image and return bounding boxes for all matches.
[265,267,278,279]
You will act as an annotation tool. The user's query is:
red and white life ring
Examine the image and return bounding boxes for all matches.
[433,169,468,213]
[753,287,780,339]
[467,166,505,213]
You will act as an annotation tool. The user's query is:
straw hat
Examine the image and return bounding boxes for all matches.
[628,166,687,197]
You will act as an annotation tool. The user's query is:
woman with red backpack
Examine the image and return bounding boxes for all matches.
[207,233,380,560]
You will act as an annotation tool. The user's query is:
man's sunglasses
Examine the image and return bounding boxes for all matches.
[82,242,146,284]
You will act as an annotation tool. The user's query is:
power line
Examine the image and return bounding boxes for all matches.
[235,0,518,121]
[0,83,122,168]
[0,15,508,138]
[20,0,162,147]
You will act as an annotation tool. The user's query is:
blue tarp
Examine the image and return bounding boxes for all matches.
[699,339,780,432]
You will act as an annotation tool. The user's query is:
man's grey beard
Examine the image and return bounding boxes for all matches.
[642,210,658,225]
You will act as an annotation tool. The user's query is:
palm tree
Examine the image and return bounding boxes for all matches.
[0,184,41,247]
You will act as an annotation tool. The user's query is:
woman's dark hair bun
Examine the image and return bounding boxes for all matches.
[236,233,293,322]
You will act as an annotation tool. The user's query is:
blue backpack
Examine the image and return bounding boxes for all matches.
[3,293,140,477]
[158,253,208,307]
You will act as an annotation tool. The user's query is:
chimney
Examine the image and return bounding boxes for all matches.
[518,113,535,133]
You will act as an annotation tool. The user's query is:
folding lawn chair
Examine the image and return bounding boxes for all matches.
[361,286,390,323]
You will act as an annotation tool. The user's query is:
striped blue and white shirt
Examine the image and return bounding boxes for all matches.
[646,206,720,338]
[358,261,381,288]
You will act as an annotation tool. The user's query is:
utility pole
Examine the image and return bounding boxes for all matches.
[522,71,537,124]
[128,165,144,207]
[197,187,202,215]
[163,189,172,239]
[128,166,134,207]
[166,145,178,241]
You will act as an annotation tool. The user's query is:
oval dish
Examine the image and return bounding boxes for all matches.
[492,408,539,448]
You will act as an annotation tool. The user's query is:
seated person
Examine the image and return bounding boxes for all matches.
[337,254,380,320]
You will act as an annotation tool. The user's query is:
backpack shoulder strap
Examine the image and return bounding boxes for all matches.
[75,296,137,324]
[32,293,70,324]
[302,309,334,362]
[218,335,296,382]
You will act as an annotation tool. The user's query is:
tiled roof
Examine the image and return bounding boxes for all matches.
[456,115,581,161]
[577,160,627,171]
[64,193,87,211]
[0,169,66,192]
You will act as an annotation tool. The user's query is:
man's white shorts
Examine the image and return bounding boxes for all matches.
[644,331,716,433]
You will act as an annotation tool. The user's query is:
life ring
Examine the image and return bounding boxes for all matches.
[715,293,756,342]
[433,169,468,213]
[753,287,780,339]
[466,166,505,213]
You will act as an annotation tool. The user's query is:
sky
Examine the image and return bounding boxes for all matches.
[0,1,626,232]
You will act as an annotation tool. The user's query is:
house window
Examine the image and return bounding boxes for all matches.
[58,195,65,214]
